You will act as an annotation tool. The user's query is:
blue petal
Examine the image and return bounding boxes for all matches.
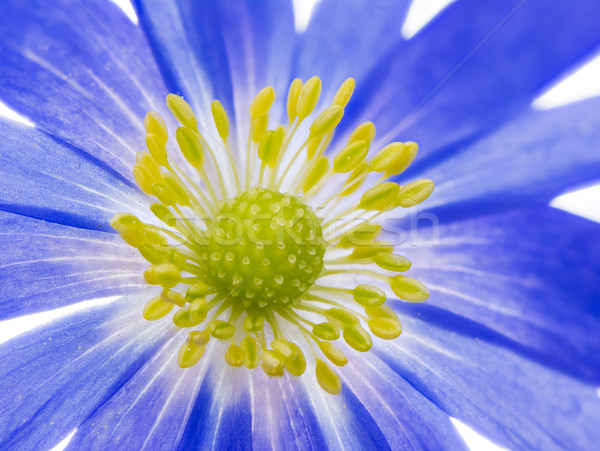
[293,0,411,96]
[417,97,600,220]
[135,0,295,138]
[0,210,147,320]
[0,295,172,451]
[397,207,600,383]
[0,118,147,230]
[66,329,201,450]
[376,304,600,450]
[341,356,468,450]
[0,0,170,178]
[345,0,600,162]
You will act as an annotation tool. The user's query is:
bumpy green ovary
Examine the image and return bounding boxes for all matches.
[200,187,326,307]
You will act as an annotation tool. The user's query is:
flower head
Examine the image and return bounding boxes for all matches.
[111,77,433,393]
[1,0,600,449]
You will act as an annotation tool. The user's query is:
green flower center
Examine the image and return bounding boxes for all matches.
[202,187,326,307]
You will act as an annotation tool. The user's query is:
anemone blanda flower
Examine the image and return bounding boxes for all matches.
[1,0,600,449]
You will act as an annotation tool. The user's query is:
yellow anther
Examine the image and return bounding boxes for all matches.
[252,113,269,143]
[312,322,340,340]
[370,142,418,176]
[225,344,246,367]
[176,127,204,168]
[327,307,359,326]
[250,86,276,121]
[241,336,261,369]
[161,288,186,307]
[373,252,412,272]
[243,315,265,332]
[318,341,347,366]
[287,78,303,123]
[143,296,173,321]
[272,339,297,360]
[209,320,235,339]
[110,213,142,234]
[190,297,208,323]
[172,306,201,328]
[138,244,166,264]
[341,161,368,196]
[332,77,355,108]
[258,130,283,168]
[394,179,435,208]
[166,94,198,129]
[285,343,307,376]
[178,338,205,368]
[315,359,341,395]
[359,182,401,210]
[133,165,155,195]
[350,241,394,259]
[189,330,211,346]
[150,203,175,226]
[307,133,332,159]
[365,305,399,321]
[390,275,429,302]
[152,182,178,206]
[145,134,168,166]
[261,349,285,376]
[352,285,386,307]
[343,324,372,352]
[211,100,229,140]
[143,263,181,288]
[136,152,163,183]
[368,317,402,339]
[143,229,167,247]
[144,111,168,144]
[186,282,212,301]
[308,104,344,139]
[348,121,376,144]
[338,223,381,248]
[333,140,369,173]
[303,156,329,192]
[163,174,190,206]
[296,76,322,121]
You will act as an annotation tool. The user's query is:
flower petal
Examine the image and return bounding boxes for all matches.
[0,210,146,320]
[0,294,172,451]
[398,207,600,383]
[135,0,295,145]
[416,97,600,221]
[0,0,170,178]
[293,0,411,96]
[341,357,468,450]
[376,304,600,450]
[346,0,600,159]
[0,118,147,229]
[65,329,201,450]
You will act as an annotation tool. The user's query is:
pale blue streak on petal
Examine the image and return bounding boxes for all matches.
[135,0,295,152]
[345,0,600,165]
[292,0,411,98]
[0,119,148,230]
[341,356,468,450]
[378,303,600,450]
[0,210,148,321]
[417,97,600,220]
[397,207,600,383]
[66,328,204,450]
[0,295,172,451]
[0,0,171,179]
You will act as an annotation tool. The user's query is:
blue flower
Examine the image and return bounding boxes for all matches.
[1,0,600,449]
